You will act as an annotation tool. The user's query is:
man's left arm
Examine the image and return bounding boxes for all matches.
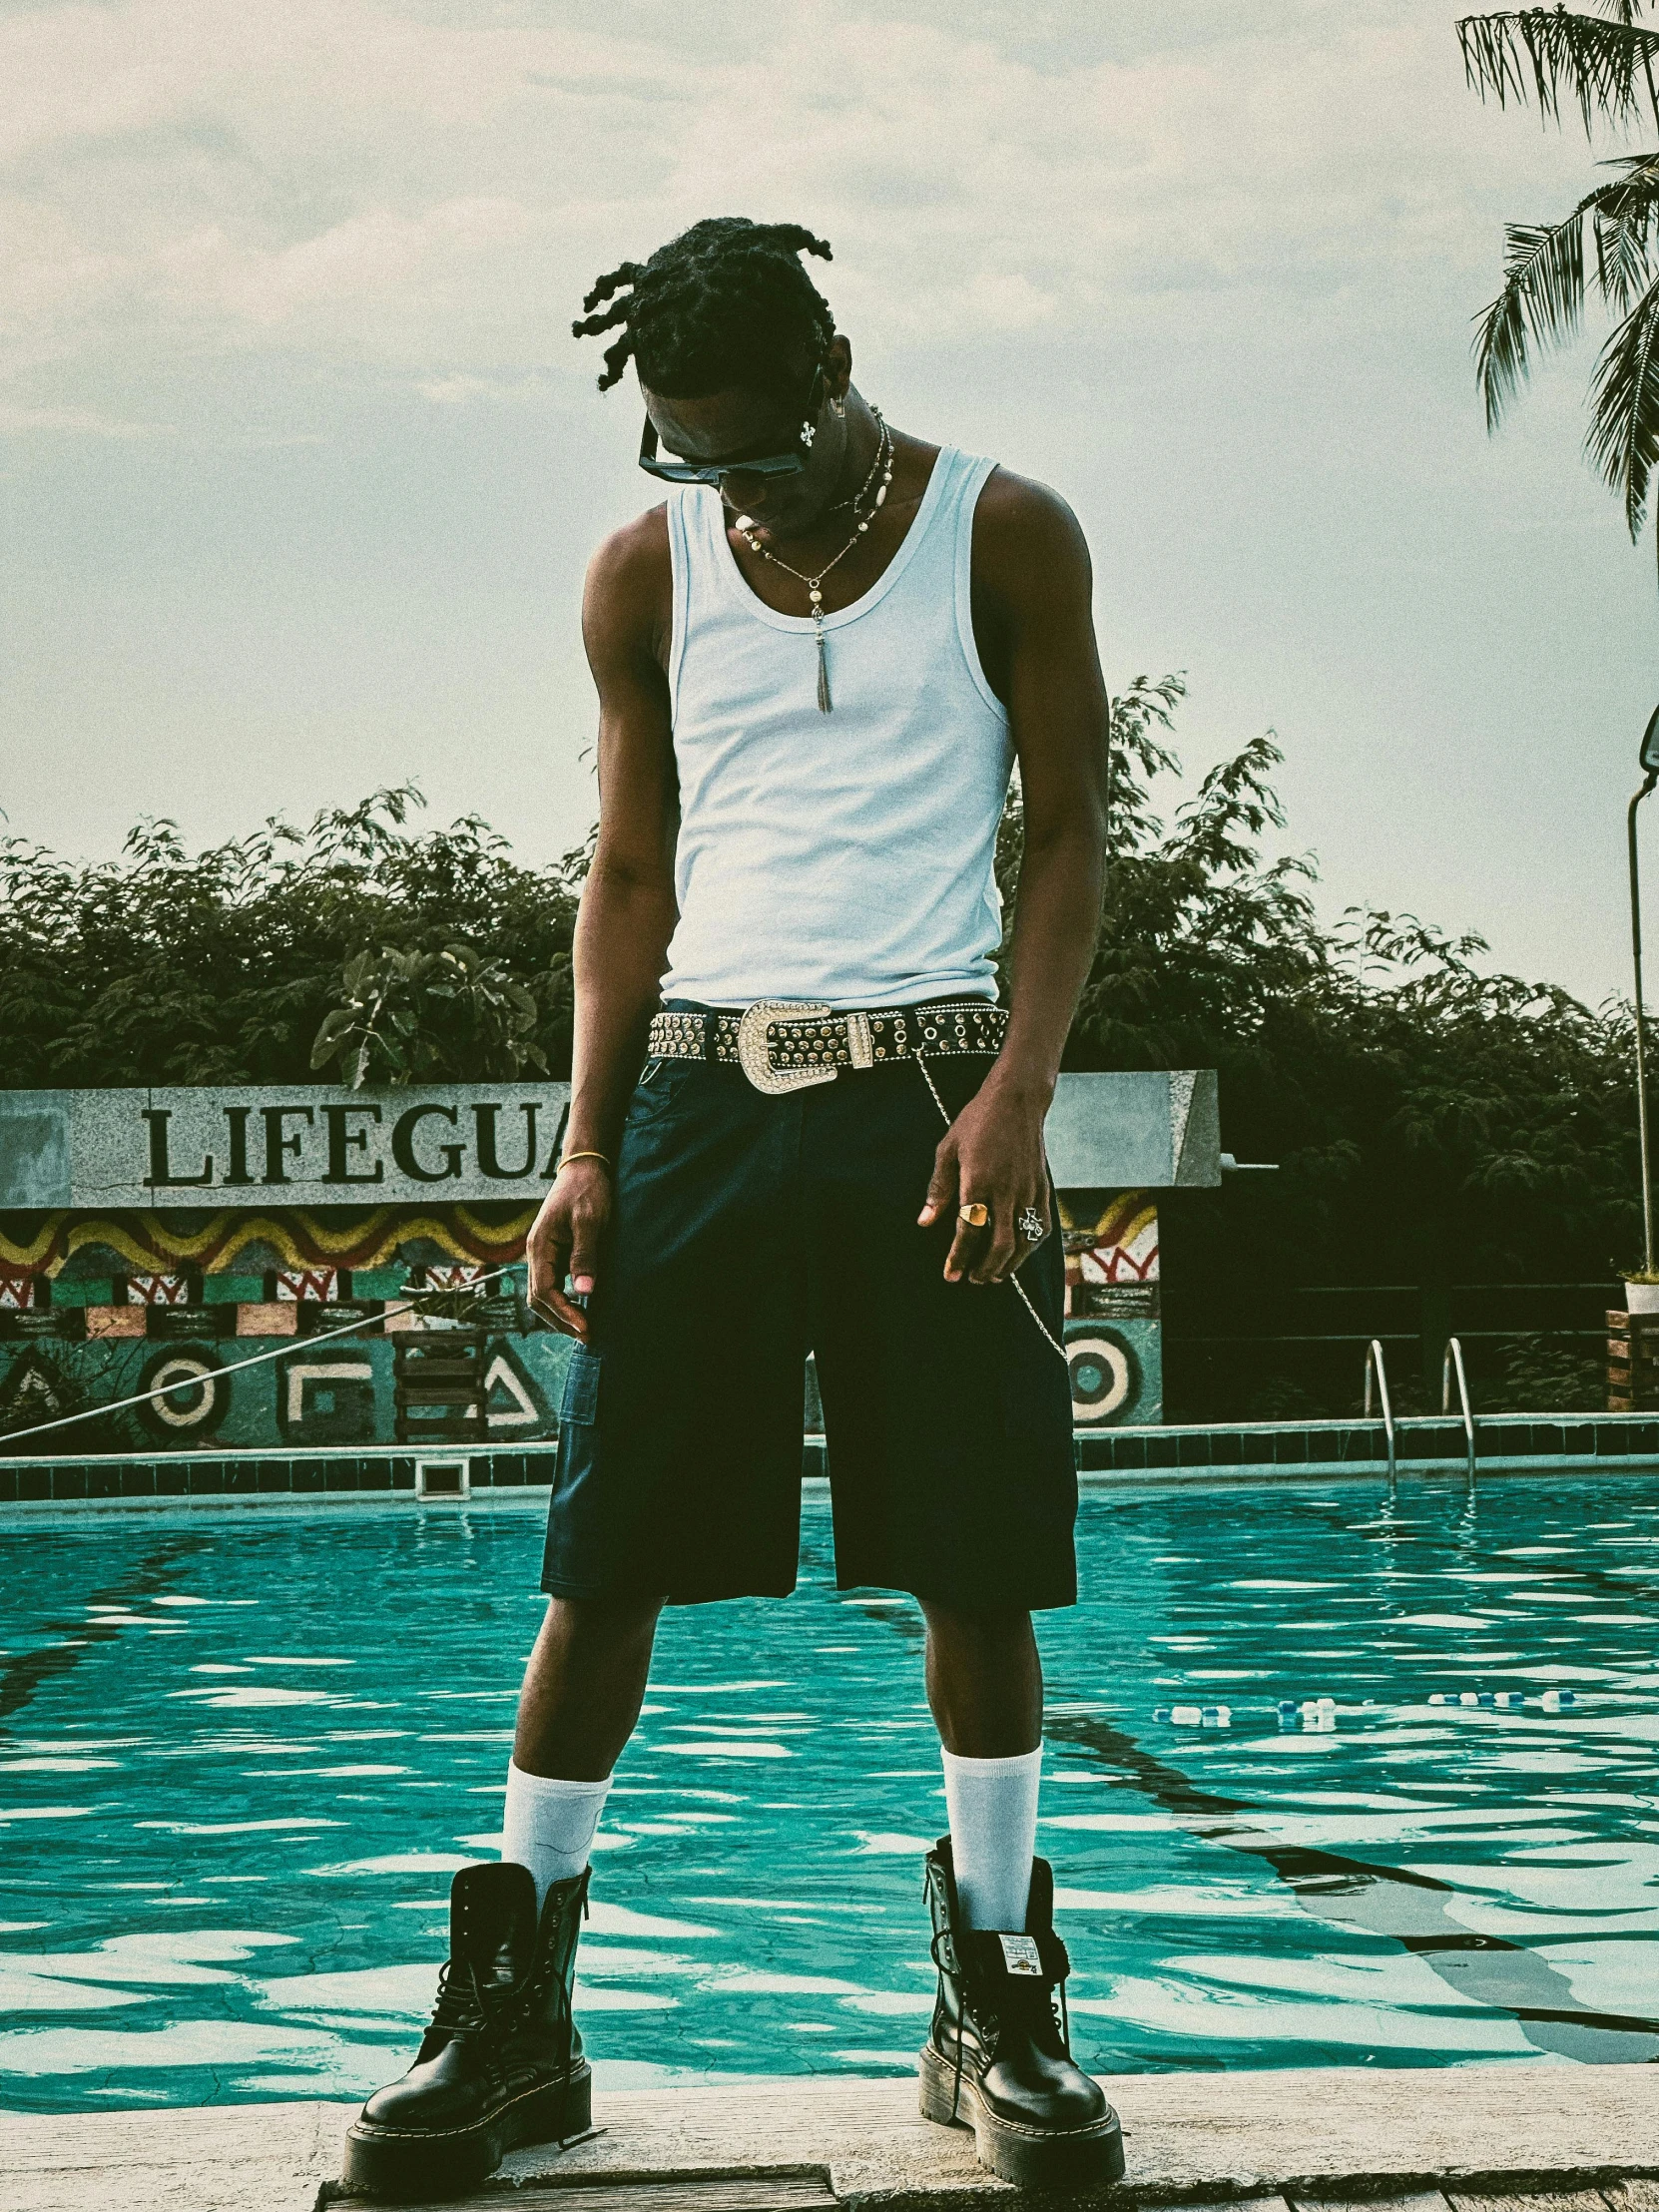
[917,472,1110,1286]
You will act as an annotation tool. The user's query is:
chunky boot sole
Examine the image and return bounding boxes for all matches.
[918,2043,1124,2190]
[341,2062,592,2201]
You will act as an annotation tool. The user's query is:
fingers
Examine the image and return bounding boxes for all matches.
[944,1195,1050,1287]
[525,1173,610,1343]
[967,1205,1016,1287]
[942,1197,991,1283]
[525,1204,566,1311]
[529,1280,592,1341]
[915,1138,959,1229]
[527,1221,584,1341]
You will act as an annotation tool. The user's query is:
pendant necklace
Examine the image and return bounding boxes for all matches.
[734,405,892,714]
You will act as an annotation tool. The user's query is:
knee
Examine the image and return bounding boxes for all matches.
[920,1599,1034,1660]
[537,1592,661,1656]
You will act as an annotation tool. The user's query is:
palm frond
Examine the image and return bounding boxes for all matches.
[1586,271,1659,533]
[1458,9,1659,134]
[1475,204,1590,426]
[1474,167,1659,424]
[1589,151,1659,302]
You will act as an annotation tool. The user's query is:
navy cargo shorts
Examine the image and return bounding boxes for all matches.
[540,999,1077,1610]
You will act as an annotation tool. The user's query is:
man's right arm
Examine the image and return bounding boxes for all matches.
[526,510,678,1341]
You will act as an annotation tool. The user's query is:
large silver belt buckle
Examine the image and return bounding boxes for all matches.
[737,1000,841,1095]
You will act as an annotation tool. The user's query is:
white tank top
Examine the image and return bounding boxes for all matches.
[661,446,1013,1010]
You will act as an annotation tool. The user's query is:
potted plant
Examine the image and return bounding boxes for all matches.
[1621,1268,1659,1316]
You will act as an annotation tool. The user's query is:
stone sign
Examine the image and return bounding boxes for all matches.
[0,1085,572,1210]
[0,1070,1220,1212]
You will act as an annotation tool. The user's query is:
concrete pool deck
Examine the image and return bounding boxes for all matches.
[3,2063,1657,2212]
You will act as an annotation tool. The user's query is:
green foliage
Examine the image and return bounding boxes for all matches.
[1461,4,1659,558]
[999,676,1642,1297]
[0,787,582,1087]
[310,943,546,1089]
[1491,1330,1606,1408]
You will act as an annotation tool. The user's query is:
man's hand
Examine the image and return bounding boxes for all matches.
[916,1073,1052,1286]
[526,1161,612,1341]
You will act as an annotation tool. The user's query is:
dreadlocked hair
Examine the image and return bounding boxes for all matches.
[572,217,834,396]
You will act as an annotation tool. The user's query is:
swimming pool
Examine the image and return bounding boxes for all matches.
[2,1472,1656,2111]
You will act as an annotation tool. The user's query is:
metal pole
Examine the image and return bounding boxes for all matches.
[1629,772,1659,1275]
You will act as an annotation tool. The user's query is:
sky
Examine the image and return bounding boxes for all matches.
[3,0,1657,1007]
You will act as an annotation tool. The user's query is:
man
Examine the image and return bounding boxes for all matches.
[344,216,1117,2200]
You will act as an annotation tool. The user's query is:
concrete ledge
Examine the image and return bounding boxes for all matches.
[3,2064,1658,2212]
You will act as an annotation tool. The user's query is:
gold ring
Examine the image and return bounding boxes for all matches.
[957,1202,989,1228]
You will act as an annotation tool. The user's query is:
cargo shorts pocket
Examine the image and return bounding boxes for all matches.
[560,1345,602,1425]
[624,1058,699,1128]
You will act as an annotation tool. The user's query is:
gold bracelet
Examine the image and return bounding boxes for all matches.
[557,1150,612,1173]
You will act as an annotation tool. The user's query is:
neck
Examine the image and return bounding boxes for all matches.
[824,389,883,511]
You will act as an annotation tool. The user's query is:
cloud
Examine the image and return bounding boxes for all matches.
[0,0,1589,409]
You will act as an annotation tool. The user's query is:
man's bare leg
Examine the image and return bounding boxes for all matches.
[514,1594,664,1779]
[921,1599,1041,1758]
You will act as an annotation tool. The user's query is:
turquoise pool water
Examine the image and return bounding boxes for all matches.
[1,1474,1657,2110]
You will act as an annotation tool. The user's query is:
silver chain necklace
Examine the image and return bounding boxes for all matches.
[734,406,892,714]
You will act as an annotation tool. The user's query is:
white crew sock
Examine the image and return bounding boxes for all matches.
[940,1745,1043,1931]
[501,1761,612,1909]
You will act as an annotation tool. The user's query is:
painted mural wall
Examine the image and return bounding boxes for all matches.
[0,1203,575,1454]
[0,1082,1192,1447]
[1059,1189,1163,1426]
[0,1191,1164,1447]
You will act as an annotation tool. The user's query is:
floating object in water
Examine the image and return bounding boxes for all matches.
[1493,1691,1522,1708]
[1459,1691,1480,1707]
[1153,1706,1171,1723]
[1539,1688,1577,1712]
[1200,1705,1231,1729]
[1169,1704,1205,1727]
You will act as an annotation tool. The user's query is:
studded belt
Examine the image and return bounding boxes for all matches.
[646,998,1009,1096]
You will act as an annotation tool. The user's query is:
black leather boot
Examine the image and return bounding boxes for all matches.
[918,1836,1124,2188]
[341,1860,592,2201]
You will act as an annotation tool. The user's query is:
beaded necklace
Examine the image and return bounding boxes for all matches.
[733,406,892,714]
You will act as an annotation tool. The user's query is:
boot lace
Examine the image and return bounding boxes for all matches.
[428,1955,519,2041]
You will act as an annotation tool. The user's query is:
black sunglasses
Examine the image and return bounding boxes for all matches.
[638,365,826,485]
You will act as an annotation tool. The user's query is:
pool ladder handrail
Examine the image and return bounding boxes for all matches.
[1441,1335,1476,1482]
[1362,1338,1396,1482]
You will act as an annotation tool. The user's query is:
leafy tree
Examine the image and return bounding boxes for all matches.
[998,676,1642,1412]
[1460,2,1659,572]
[0,787,582,1087]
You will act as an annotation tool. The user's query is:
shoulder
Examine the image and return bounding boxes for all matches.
[969,462,1090,571]
[966,462,1093,631]
[582,503,674,662]
[585,502,673,596]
